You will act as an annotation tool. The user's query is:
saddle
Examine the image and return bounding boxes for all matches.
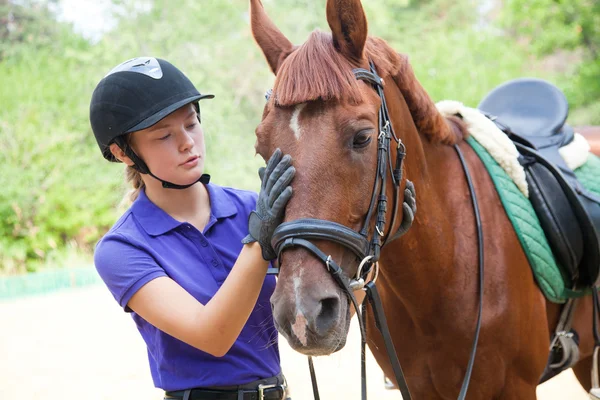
[478,78,600,289]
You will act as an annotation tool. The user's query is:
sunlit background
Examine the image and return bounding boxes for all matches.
[0,0,598,398]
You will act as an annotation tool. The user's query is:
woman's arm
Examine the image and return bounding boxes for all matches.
[128,149,294,357]
[127,242,268,357]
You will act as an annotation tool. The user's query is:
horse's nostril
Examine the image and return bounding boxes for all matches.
[315,296,340,335]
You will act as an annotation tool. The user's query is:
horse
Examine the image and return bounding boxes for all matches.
[577,126,600,156]
[249,0,597,398]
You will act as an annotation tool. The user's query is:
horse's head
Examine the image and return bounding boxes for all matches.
[250,0,457,356]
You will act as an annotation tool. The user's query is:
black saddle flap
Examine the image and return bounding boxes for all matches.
[515,143,600,288]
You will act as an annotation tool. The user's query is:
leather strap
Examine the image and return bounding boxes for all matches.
[272,218,370,260]
[365,282,412,399]
[453,144,484,400]
[352,68,384,87]
[308,356,320,400]
[360,301,368,400]
[166,387,285,400]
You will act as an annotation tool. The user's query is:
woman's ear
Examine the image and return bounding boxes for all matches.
[109,142,135,166]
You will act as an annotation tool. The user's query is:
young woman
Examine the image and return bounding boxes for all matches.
[89,56,294,400]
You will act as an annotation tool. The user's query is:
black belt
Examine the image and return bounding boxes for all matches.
[165,376,287,400]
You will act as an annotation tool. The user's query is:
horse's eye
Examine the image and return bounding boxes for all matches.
[353,131,372,149]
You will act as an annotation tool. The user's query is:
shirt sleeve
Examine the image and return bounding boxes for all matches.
[94,233,167,312]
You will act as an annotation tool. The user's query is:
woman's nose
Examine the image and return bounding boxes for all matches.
[178,129,195,152]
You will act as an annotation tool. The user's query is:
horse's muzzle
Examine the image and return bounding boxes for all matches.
[270,277,350,356]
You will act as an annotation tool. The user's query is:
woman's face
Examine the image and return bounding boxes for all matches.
[130,103,206,186]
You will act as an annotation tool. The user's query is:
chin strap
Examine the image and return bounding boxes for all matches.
[152,172,210,189]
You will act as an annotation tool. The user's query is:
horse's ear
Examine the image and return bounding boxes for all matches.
[326,0,368,63]
[250,0,294,75]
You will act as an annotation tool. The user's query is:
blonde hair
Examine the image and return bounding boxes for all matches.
[115,133,146,209]
[117,165,145,211]
[125,165,145,202]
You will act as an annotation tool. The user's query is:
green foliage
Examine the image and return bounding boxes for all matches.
[502,0,599,57]
[0,40,124,273]
[0,0,597,273]
[502,0,600,116]
[0,0,69,61]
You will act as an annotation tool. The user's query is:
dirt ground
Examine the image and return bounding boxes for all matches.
[0,285,589,399]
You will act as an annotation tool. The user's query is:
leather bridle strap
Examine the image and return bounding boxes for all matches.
[453,144,484,400]
[272,219,370,261]
[364,281,412,400]
[270,61,411,400]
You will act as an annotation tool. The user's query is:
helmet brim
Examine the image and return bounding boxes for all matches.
[125,93,214,133]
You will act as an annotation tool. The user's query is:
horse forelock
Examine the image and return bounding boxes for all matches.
[269,33,464,145]
[271,30,363,107]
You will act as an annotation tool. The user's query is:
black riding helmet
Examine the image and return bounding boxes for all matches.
[90,57,214,189]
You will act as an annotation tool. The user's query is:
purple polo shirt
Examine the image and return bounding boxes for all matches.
[94,183,280,391]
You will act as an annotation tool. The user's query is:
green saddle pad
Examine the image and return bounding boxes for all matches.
[466,136,600,303]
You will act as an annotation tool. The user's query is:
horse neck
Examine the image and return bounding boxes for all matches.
[391,54,458,145]
[383,86,472,308]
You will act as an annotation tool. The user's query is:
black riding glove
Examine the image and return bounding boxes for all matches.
[242,149,295,260]
[393,179,417,239]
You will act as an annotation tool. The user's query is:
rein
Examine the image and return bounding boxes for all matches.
[267,62,484,400]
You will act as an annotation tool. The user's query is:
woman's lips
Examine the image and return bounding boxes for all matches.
[182,156,199,167]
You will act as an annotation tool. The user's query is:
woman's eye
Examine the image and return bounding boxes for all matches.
[187,123,197,129]
[353,132,372,148]
[158,133,171,141]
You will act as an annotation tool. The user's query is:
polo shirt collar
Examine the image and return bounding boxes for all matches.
[206,183,237,220]
[131,183,237,237]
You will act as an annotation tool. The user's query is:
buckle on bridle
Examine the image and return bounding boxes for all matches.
[325,255,333,272]
[379,120,390,139]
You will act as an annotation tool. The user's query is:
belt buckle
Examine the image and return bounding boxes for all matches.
[257,383,281,400]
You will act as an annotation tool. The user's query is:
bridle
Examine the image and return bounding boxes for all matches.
[268,60,413,400]
[270,60,407,291]
[266,61,484,400]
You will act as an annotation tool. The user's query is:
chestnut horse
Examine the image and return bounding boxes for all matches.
[250,0,597,398]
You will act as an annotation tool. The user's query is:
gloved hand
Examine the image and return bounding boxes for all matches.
[242,149,295,260]
[391,180,417,240]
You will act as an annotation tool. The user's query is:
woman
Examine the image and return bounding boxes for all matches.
[90,56,294,400]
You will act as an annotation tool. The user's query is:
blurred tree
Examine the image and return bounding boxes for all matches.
[503,0,598,57]
[0,0,62,61]
[502,0,600,110]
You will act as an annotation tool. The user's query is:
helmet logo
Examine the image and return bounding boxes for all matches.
[105,57,163,79]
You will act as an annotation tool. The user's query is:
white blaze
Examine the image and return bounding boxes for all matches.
[290,103,306,140]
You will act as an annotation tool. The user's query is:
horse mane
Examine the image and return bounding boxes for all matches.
[271,30,465,145]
